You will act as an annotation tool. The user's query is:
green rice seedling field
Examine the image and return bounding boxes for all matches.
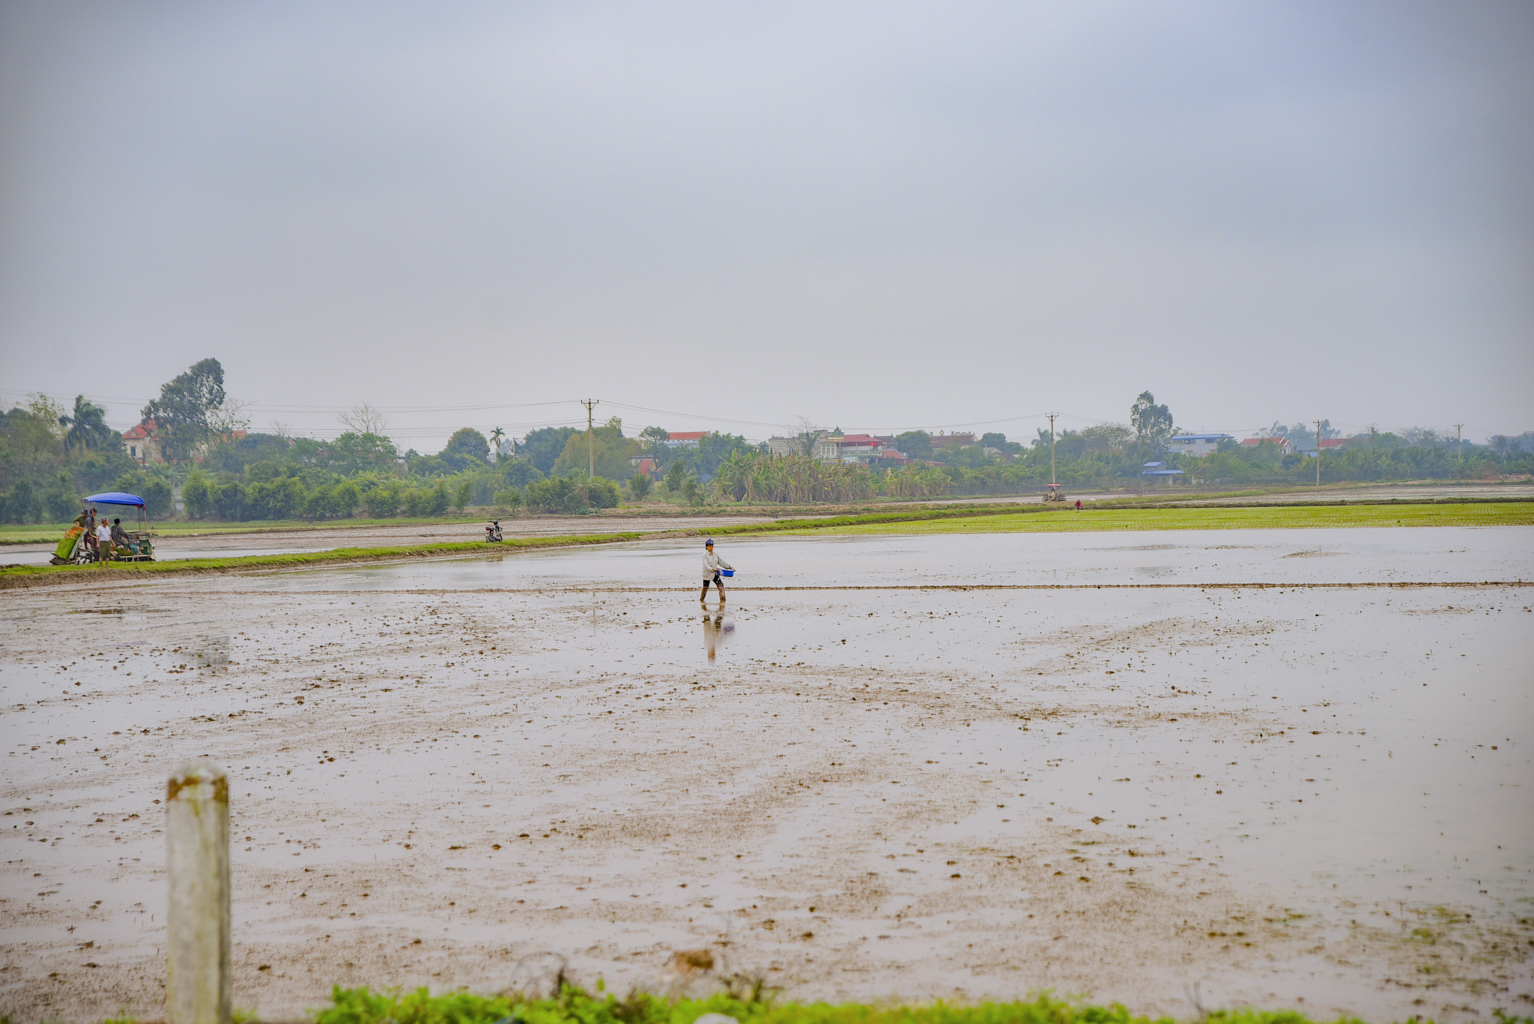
[786,501,1534,536]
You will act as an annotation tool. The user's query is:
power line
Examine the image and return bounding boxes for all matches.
[0,387,580,416]
[600,401,799,431]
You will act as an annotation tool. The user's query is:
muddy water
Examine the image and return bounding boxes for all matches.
[1,528,1531,1023]
[0,515,778,566]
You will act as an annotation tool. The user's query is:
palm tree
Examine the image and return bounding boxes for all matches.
[490,426,506,458]
[59,395,115,452]
[715,450,753,501]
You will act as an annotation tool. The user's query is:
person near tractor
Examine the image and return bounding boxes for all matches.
[81,506,98,557]
[111,518,139,556]
[95,519,113,565]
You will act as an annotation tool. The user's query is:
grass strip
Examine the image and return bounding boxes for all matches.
[0,533,645,588]
[5,501,1529,590]
[0,504,1058,587]
[0,515,494,545]
[306,982,1519,1024]
[4,489,1523,546]
[773,502,1534,536]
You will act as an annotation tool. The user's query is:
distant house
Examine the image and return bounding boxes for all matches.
[1318,438,1348,449]
[1167,433,1233,457]
[833,433,884,463]
[1141,461,1184,480]
[928,432,976,449]
[659,431,707,448]
[767,431,841,461]
[121,420,244,464]
[630,456,658,476]
[122,420,166,465]
[766,436,798,458]
[1241,436,1292,455]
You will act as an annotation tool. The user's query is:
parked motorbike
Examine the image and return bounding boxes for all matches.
[485,520,503,543]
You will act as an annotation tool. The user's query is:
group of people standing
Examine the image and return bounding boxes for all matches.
[73,506,136,564]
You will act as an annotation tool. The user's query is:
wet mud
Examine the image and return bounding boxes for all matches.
[1,528,1531,1022]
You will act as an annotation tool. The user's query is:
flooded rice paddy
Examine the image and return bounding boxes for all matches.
[1,527,1531,1022]
[0,516,773,567]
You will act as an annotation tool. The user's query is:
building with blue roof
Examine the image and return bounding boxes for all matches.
[1166,433,1233,457]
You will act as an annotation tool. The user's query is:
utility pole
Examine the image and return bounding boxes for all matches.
[581,399,599,477]
[1315,420,1322,486]
[1454,423,1463,464]
[1047,413,1058,487]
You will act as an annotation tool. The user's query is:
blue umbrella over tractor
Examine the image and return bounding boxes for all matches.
[50,492,158,564]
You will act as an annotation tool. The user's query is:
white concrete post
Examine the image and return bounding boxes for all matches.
[166,762,231,1024]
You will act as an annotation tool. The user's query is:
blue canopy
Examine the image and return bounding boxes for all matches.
[85,492,146,508]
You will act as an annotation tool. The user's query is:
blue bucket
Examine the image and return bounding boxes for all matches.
[719,568,735,577]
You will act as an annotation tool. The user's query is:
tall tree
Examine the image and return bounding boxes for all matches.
[59,396,117,452]
[895,430,933,459]
[325,432,398,474]
[550,417,638,479]
[141,358,226,461]
[523,426,579,474]
[1130,391,1174,448]
[794,416,821,456]
[1076,423,1134,452]
[637,426,670,458]
[337,402,389,436]
[440,428,490,471]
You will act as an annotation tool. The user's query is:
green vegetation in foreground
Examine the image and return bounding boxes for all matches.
[309,984,1532,1024]
[784,502,1534,536]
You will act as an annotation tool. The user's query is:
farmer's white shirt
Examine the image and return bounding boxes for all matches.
[702,549,732,578]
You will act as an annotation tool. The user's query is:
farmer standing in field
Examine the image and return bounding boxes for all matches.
[701,538,732,604]
[95,517,113,566]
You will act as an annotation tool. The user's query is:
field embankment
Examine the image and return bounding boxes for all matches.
[778,500,1534,537]
[4,500,1530,591]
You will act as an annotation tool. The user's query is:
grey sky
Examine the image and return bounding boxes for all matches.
[2,0,1530,450]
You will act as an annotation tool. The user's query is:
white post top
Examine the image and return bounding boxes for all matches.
[166,761,231,1024]
[168,762,228,802]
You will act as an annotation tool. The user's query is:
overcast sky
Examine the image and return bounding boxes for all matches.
[2,1,1530,450]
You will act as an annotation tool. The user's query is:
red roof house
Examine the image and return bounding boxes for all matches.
[122,420,165,464]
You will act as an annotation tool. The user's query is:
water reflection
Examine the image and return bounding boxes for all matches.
[701,612,733,659]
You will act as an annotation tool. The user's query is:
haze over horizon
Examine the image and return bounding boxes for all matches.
[2,1,1531,451]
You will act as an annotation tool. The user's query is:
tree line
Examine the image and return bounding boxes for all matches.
[4,369,1534,523]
